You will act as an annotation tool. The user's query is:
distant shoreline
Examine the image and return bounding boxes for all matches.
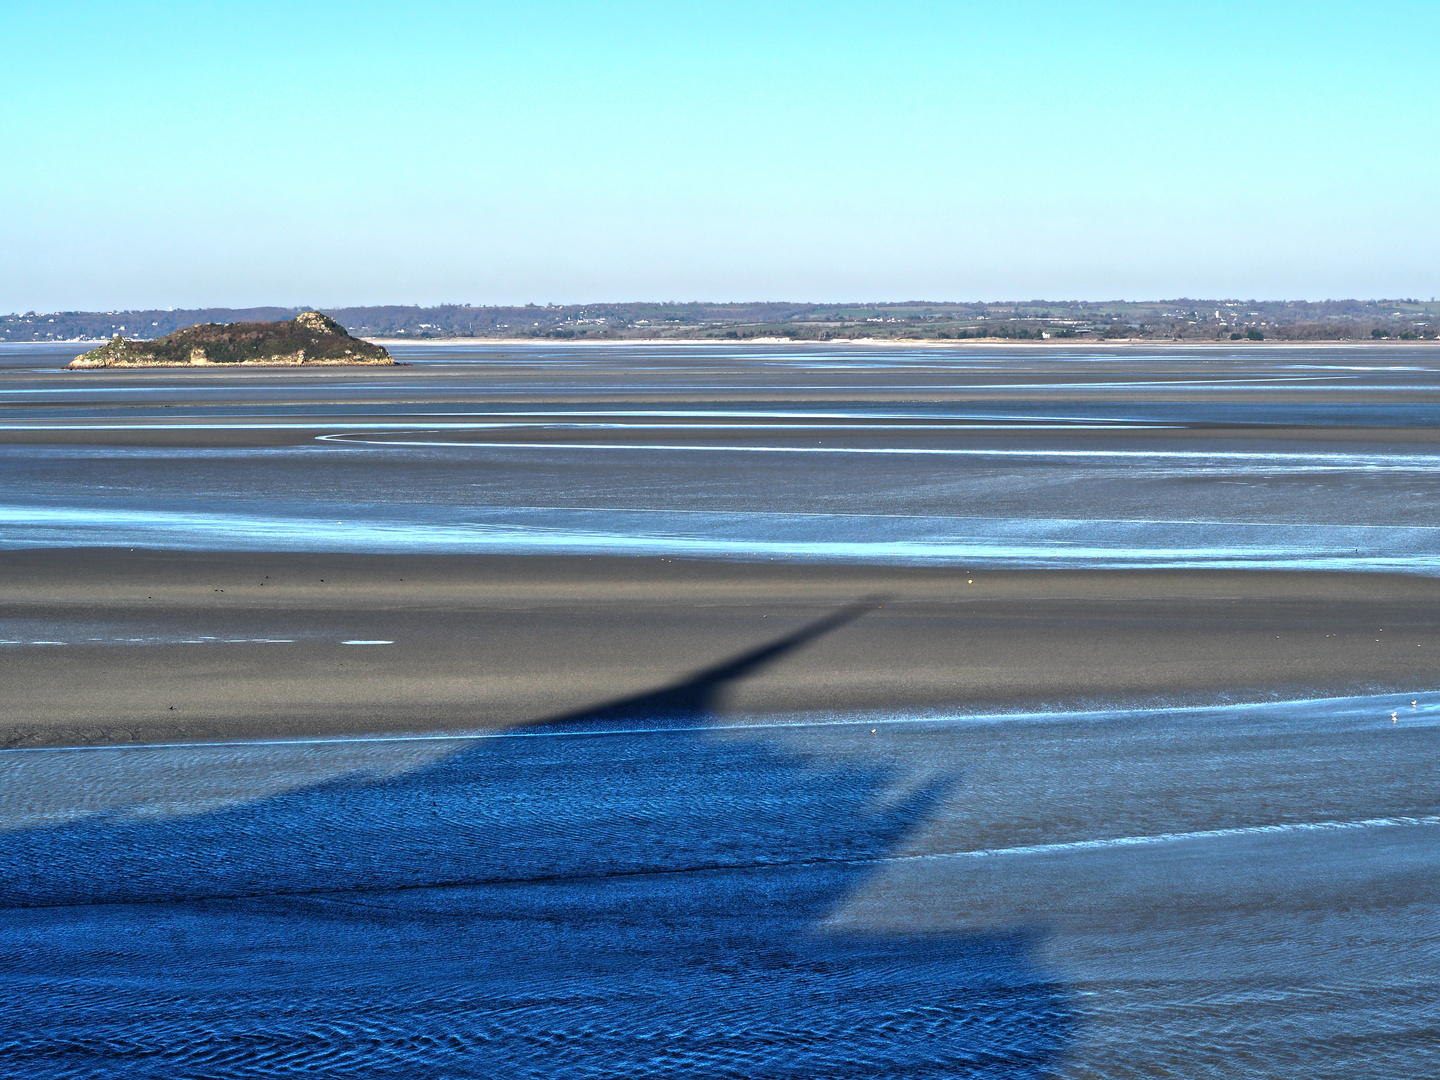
[14,335,1439,351]
[7,298,1437,348]
[365,336,1440,348]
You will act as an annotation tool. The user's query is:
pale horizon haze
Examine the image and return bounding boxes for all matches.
[2,1,1436,312]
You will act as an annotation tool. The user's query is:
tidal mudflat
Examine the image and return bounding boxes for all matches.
[3,342,1439,1077]
[5,340,1440,571]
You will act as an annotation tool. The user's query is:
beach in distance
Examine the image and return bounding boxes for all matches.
[13,297,1440,346]
[363,336,1440,347]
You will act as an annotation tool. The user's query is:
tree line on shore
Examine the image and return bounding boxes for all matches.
[4,299,1436,343]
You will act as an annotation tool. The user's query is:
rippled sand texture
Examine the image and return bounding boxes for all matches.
[3,689,1439,1077]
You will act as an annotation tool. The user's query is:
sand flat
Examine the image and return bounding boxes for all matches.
[3,549,1437,748]
[6,342,1440,1076]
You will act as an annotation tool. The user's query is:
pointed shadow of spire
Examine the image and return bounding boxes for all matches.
[0,591,1075,1076]
[539,598,883,730]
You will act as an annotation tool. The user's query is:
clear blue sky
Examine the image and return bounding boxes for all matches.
[2,1,1436,310]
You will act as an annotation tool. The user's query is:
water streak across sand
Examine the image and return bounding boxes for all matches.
[906,814,1440,861]
[5,502,1439,571]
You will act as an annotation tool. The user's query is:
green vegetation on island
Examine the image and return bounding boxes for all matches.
[67,312,393,368]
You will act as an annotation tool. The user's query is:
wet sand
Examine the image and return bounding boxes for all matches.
[4,548,1438,748]
[7,343,1440,1076]
[7,341,1440,572]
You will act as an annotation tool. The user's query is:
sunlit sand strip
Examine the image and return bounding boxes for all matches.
[0,639,296,647]
[316,433,1440,468]
[892,815,1440,863]
[0,421,1177,433]
[0,405,1185,421]
[12,381,1440,398]
[6,689,1435,755]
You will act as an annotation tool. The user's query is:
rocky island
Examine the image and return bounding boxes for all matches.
[68,311,393,368]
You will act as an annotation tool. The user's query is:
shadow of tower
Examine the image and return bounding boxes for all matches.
[0,603,1073,1078]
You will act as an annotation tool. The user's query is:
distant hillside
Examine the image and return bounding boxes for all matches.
[68,312,393,368]
[6,299,1439,343]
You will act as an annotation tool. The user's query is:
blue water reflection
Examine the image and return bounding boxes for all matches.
[3,501,1438,572]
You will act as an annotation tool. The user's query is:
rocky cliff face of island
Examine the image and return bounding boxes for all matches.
[68,312,393,368]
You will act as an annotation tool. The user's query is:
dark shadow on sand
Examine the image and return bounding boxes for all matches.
[0,604,1073,1078]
